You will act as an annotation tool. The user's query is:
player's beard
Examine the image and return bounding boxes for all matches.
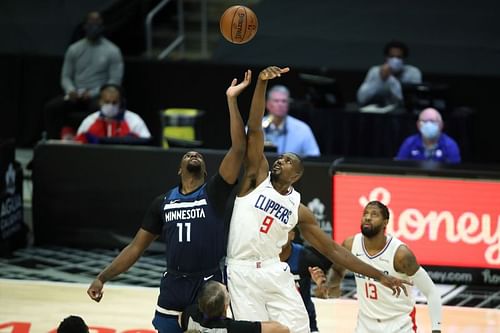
[186,162,202,176]
[361,223,383,238]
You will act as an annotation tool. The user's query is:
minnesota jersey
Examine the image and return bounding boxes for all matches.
[351,233,415,320]
[227,174,300,260]
[161,179,225,273]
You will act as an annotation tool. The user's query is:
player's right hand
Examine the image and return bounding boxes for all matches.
[87,278,104,302]
[259,66,290,81]
[379,275,412,297]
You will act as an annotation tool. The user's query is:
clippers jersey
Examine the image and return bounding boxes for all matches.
[351,233,415,320]
[227,174,300,260]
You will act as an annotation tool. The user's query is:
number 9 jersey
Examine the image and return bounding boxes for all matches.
[227,173,301,261]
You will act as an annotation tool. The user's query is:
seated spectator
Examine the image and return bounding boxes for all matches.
[262,85,320,157]
[57,315,89,333]
[180,281,289,333]
[396,108,461,163]
[357,40,422,107]
[44,11,124,140]
[75,84,151,144]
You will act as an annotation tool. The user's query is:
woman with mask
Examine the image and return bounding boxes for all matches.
[357,40,422,107]
[74,85,151,144]
[395,108,461,163]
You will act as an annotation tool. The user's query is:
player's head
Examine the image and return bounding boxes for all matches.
[178,151,207,179]
[198,281,230,319]
[57,315,89,333]
[360,201,390,238]
[270,153,304,185]
[266,85,290,118]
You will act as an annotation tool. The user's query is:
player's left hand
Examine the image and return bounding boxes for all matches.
[259,66,290,81]
[379,274,412,297]
[226,69,252,98]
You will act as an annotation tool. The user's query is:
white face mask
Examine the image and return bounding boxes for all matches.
[101,103,120,118]
[387,57,404,72]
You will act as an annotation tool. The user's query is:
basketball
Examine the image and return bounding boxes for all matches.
[219,5,258,44]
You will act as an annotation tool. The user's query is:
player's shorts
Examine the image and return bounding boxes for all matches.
[355,308,417,333]
[226,257,310,333]
[156,266,224,312]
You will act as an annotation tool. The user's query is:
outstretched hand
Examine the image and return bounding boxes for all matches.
[379,274,412,297]
[226,69,252,98]
[259,66,290,81]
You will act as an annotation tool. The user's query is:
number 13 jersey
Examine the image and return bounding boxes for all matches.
[227,174,301,261]
[351,233,415,320]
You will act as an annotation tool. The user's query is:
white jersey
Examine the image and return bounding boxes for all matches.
[351,233,415,321]
[227,174,301,260]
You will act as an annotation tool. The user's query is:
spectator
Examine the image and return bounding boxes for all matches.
[262,85,320,157]
[357,40,422,107]
[75,84,151,144]
[180,281,290,333]
[57,315,89,333]
[44,11,124,140]
[396,107,461,163]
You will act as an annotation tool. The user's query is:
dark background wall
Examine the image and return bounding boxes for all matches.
[1,0,499,162]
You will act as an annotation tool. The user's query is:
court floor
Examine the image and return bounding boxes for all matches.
[1,278,498,333]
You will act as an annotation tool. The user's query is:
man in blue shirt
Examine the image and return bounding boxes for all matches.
[396,108,461,163]
[87,70,252,333]
[262,85,320,157]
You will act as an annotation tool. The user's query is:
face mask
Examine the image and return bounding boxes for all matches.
[85,23,103,41]
[419,121,440,140]
[387,57,404,72]
[101,103,120,118]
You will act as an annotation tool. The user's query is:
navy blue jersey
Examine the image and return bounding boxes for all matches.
[141,172,236,312]
[142,172,235,273]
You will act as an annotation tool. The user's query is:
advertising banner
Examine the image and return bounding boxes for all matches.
[332,172,500,270]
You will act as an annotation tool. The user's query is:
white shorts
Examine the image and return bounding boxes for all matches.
[355,310,417,333]
[226,258,310,333]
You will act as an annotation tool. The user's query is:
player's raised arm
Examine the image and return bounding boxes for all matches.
[239,66,289,195]
[297,203,411,297]
[219,70,251,184]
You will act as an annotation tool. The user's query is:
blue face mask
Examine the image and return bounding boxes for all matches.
[387,57,404,72]
[420,121,440,140]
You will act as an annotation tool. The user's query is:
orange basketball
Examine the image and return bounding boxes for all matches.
[219,5,258,44]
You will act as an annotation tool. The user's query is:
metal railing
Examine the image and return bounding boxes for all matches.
[145,0,185,59]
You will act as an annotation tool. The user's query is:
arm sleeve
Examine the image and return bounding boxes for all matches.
[302,126,321,157]
[107,46,124,85]
[395,136,413,160]
[140,195,164,235]
[61,47,76,94]
[357,67,384,105]
[411,267,442,331]
[206,172,236,217]
[402,66,423,84]
[445,137,461,163]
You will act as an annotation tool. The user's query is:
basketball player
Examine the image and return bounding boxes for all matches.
[311,201,442,333]
[225,66,410,333]
[87,70,252,333]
